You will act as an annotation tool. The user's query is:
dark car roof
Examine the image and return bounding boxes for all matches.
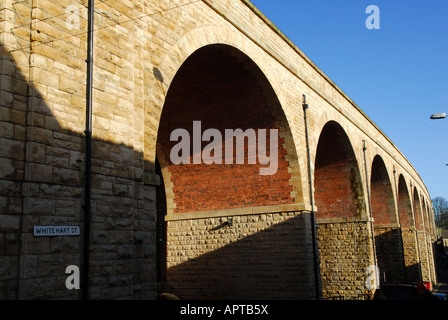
[374,284,439,300]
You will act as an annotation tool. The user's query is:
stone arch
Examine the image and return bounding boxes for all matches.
[313,120,374,299]
[422,197,436,284]
[413,187,424,231]
[370,155,396,225]
[313,120,366,219]
[145,24,308,204]
[427,200,435,234]
[422,198,432,234]
[397,174,421,283]
[370,155,406,284]
[413,187,433,283]
[156,43,302,214]
[397,175,413,228]
[146,25,305,180]
[422,197,428,233]
[154,42,314,299]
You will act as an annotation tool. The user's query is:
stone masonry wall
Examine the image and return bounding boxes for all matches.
[1,0,31,299]
[165,211,317,300]
[1,0,156,299]
[317,219,374,300]
[418,231,430,283]
[374,226,406,284]
[401,228,421,283]
[0,0,437,300]
[427,235,437,285]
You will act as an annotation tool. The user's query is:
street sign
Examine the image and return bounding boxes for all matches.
[33,226,80,237]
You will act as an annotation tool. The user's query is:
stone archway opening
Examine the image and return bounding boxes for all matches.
[370,155,405,284]
[156,44,299,214]
[398,175,413,228]
[413,187,424,232]
[370,156,396,225]
[154,44,314,299]
[313,121,371,300]
[421,197,437,285]
[314,121,365,219]
[413,187,431,284]
[398,175,421,283]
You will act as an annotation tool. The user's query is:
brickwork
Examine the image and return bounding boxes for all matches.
[314,121,365,219]
[156,44,295,214]
[398,175,413,228]
[370,156,396,225]
[413,189,424,231]
[0,0,437,300]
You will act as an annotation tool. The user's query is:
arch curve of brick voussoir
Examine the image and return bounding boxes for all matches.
[311,110,367,220]
[311,108,365,168]
[370,154,398,225]
[150,26,307,215]
[148,25,308,209]
[149,26,302,165]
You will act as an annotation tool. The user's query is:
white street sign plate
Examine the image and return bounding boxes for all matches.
[33,226,80,237]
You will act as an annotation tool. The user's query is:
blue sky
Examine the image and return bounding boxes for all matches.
[250,0,448,201]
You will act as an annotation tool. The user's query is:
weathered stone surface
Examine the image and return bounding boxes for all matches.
[165,211,316,299]
[317,220,373,300]
[0,0,437,301]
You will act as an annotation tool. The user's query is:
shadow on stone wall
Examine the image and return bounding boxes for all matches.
[1,40,316,301]
[375,228,429,285]
[375,228,407,284]
[0,41,431,300]
[162,213,317,300]
[0,43,154,299]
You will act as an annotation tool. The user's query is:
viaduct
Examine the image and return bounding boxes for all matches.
[0,0,438,299]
